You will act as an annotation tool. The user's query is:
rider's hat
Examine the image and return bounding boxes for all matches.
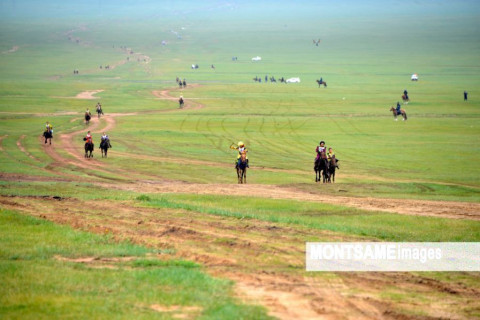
[238,141,244,147]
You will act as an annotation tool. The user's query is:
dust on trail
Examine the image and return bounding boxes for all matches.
[1,195,478,320]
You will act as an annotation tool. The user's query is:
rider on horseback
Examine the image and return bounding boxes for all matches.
[396,102,401,115]
[327,147,339,169]
[315,141,327,161]
[403,89,409,100]
[230,141,249,168]
[84,131,93,144]
[45,121,53,135]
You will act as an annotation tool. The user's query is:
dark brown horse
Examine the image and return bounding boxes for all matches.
[84,141,94,158]
[43,129,52,145]
[390,106,407,121]
[100,138,111,158]
[316,79,327,88]
[179,97,184,108]
[314,151,329,183]
[85,111,91,125]
[402,94,409,104]
[326,156,339,183]
[237,151,247,184]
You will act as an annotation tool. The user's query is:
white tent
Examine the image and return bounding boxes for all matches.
[411,73,418,81]
[251,56,262,61]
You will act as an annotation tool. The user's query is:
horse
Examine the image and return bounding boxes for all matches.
[326,156,339,183]
[179,97,184,108]
[100,138,111,158]
[85,112,91,125]
[390,106,407,121]
[43,129,53,145]
[96,105,104,118]
[84,141,94,158]
[316,79,327,88]
[402,94,409,104]
[236,151,247,184]
[314,153,330,183]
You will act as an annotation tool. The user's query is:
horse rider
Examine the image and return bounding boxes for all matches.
[96,102,103,115]
[327,147,339,169]
[464,91,468,101]
[403,89,409,100]
[316,141,327,161]
[179,96,184,108]
[100,132,111,148]
[45,121,53,135]
[396,102,401,115]
[230,141,249,168]
[84,131,93,145]
[319,77,323,84]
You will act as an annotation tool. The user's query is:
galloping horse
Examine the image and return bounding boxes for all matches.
[96,104,104,118]
[179,97,184,108]
[237,151,247,184]
[84,141,94,158]
[43,129,53,145]
[100,138,111,158]
[85,111,91,125]
[390,106,408,121]
[327,156,339,183]
[314,152,329,183]
[402,94,409,104]
[316,79,327,88]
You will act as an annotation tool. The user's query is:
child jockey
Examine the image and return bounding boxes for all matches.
[230,141,249,168]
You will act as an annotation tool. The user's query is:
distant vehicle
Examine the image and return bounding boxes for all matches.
[411,73,418,81]
[286,77,300,83]
[251,56,262,61]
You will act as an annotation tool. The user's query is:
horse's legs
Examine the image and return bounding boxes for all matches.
[243,169,246,184]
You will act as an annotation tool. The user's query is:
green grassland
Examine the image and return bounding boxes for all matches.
[1,1,480,318]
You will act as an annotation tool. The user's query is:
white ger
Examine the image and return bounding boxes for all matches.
[251,56,262,61]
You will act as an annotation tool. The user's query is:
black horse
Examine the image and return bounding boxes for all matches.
[100,138,111,158]
[43,129,52,145]
[85,111,91,125]
[316,79,327,88]
[314,156,329,183]
[236,152,247,184]
[84,141,94,158]
[179,97,184,108]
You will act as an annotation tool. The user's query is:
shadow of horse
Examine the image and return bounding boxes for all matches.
[237,152,247,184]
[314,156,329,183]
[390,106,407,121]
[43,130,52,145]
[100,139,111,158]
[84,141,94,158]
[316,79,327,88]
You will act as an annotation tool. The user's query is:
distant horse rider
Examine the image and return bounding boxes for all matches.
[179,96,184,108]
[44,121,53,144]
[230,141,249,168]
[85,108,92,124]
[396,101,401,115]
[96,102,103,118]
[183,79,186,87]
[464,91,468,101]
[327,147,339,169]
[319,77,323,84]
[403,89,409,101]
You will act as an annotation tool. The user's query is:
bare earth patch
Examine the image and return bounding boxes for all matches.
[75,90,104,99]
